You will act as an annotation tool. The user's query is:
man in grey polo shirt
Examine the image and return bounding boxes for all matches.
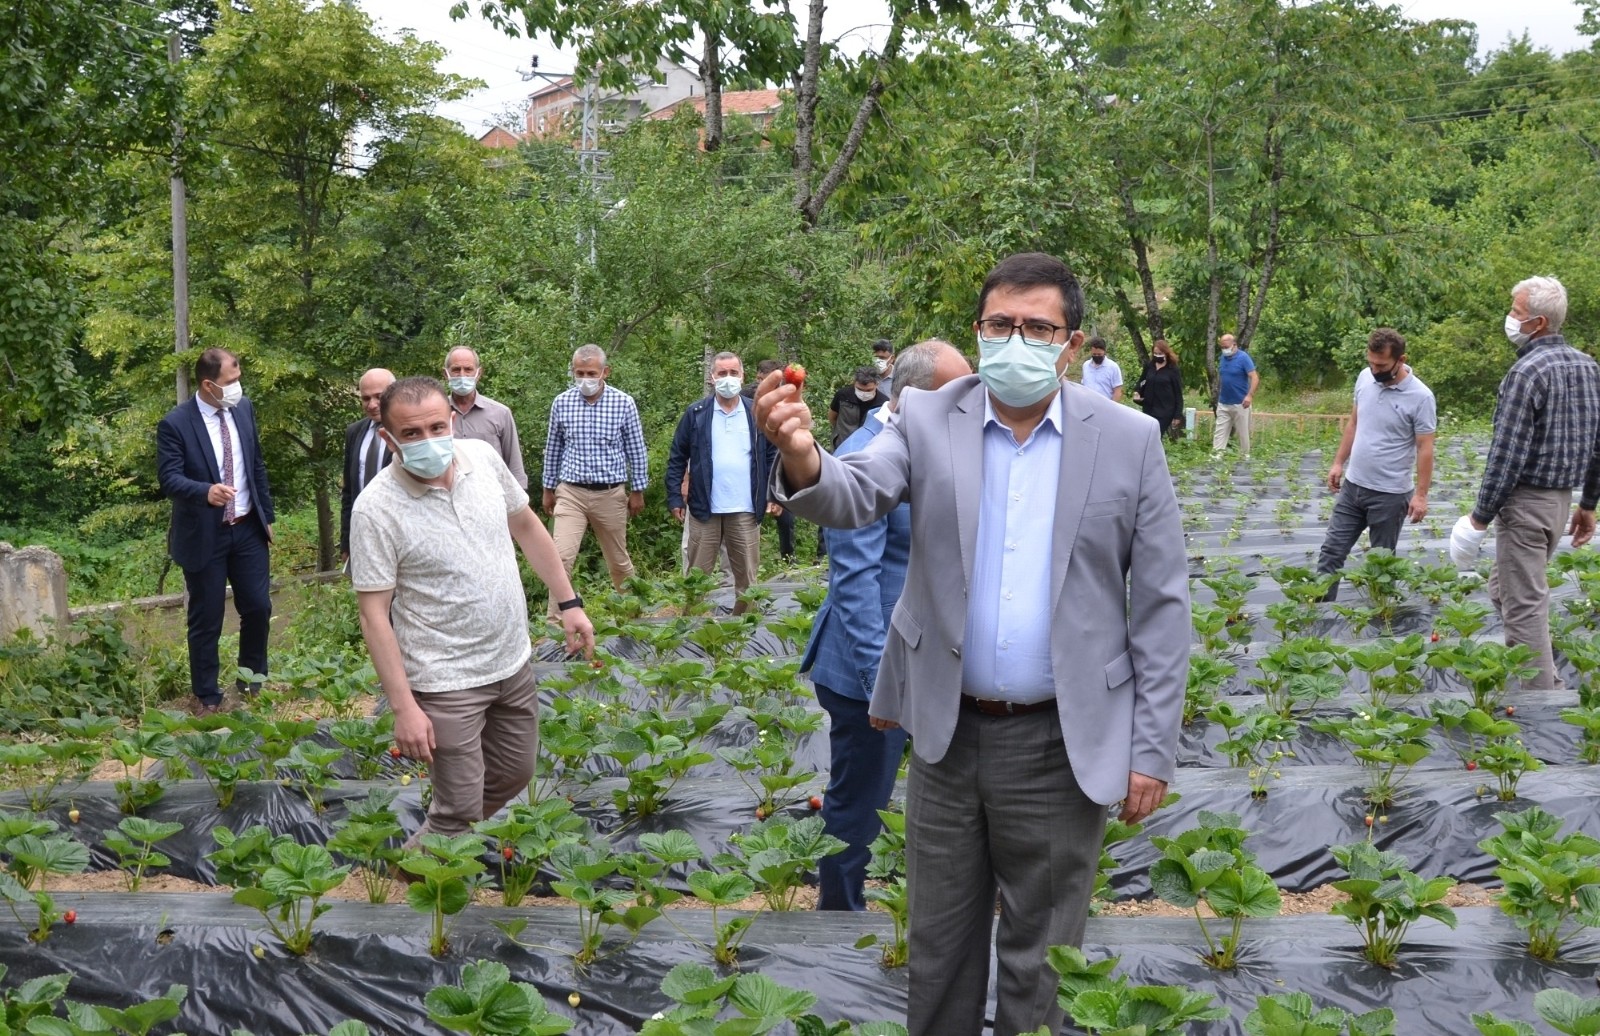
[445,346,529,489]
[1316,327,1436,599]
[351,376,594,841]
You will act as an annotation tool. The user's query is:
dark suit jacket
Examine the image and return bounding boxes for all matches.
[339,417,384,555]
[157,396,274,573]
[664,395,778,522]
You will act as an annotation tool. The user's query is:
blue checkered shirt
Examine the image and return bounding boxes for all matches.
[542,385,650,491]
[1474,334,1600,523]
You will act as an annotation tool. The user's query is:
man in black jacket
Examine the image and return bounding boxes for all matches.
[340,368,395,563]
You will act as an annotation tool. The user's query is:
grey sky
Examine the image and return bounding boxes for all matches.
[357,0,1590,134]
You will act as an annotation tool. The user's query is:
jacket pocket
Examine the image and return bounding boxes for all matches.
[889,605,923,649]
[1082,497,1128,519]
[1104,650,1134,689]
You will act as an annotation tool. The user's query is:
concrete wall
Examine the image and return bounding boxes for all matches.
[0,542,70,640]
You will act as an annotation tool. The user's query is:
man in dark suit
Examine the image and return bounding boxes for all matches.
[157,348,275,715]
[340,368,395,562]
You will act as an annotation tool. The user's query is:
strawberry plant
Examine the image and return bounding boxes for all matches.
[327,788,406,903]
[208,824,294,889]
[175,727,263,808]
[329,712,397,780]
[1340,549,1418,632]
[103,816,182,891]
[1190,605,1237,657]
[0,818,88,942]
[596,703,728,817]
[687,615,760,661]
[1148,810,1281,969]
[1409,562,1470,607]
[862,809,909,966]
[1478,807,1600,960]
[535,695,607,801]
[1429,699,1518,766]
[1264,600,1320,642]
[1310,707,1436,807]
[1183,654,1237,726]
[1428,639,1538,713]
[634,659,715,711]
[720,702,823,814]
[1246,992,1397,1035]
[1205,703,1296,798]
[1477,736,1543,801]
[1434,600,1493,640]
[277,741,346,813]
[1474,988,1600,1036]
[59,982,190,1036]
[399,833,489,957]
[1251,638,1348,718]
[0,738,101,814]
[232,842,350,956]
[547,840,660,966]
[720,815,845,912]
[424,960,572,1035]
[766,611,816,654]
[1560,703,1600,764]
[1327,841,1456,968]
[1044,946,1228,1035]
[1555,630,1600,707]
[639,963,889,1036]
[473,796,586,907]
[1346,636,1427,709]
[108,729,177,814]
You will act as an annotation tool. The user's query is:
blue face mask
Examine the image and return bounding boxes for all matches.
[977,332,1065,407]
[447,375,477,396]
[397,434,455,479]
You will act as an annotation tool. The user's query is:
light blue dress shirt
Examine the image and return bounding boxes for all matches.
[708,396,755,514]
[960,391,1063,703]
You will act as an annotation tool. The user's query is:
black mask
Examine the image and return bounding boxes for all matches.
[1091,355,1105,365]
[1154,356,1166,365]
[1372,364,1399,385]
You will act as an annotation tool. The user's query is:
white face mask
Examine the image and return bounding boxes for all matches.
[713,376,742,399]
[212,380,243,409]
[575,377,603,397]
[855,388,877,402]
[977,332,1066,408]
[873,358,890,374]
[1505,313,1535,347]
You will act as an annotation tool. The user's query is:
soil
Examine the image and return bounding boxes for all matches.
[1094,882,1499,918]
[46,871,215,894]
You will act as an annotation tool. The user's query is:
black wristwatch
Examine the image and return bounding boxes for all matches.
[556,595,585,612]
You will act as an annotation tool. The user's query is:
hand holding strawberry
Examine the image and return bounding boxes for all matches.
[754,364,822,490]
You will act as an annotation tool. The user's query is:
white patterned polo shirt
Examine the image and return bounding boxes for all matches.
[350,437,532,693]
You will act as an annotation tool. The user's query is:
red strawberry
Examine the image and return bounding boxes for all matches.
[1430,632,1440,643]
[782,364,806,388]
[502,846,515,861]
[389,747,402,759]
[809,795,823,810]
[1505,706,1517,717]
[1466,760,1478,771]
[63,910,76,924]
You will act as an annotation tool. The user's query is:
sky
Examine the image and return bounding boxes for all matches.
[356,0,1591,135]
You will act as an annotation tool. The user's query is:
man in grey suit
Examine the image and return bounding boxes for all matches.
[755,252,1189,1036]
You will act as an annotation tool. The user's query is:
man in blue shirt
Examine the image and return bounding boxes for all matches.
[1211,333,1259,457]
[800,340,971,911]
[666,352,780,614]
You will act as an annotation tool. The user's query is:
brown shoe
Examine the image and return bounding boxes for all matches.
[194,702,223,717]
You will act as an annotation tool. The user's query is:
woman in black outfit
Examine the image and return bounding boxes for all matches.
[1133,338,1185,441]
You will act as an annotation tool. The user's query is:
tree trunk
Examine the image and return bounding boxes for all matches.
[1112,287,1149,368]
[1116,175,1165,345]
[1203,124,1221,409]
[790,0,825,212]
[702,30,723,153]
[313,424,334,571]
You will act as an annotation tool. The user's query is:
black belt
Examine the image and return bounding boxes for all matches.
[222,512,252,527]
[960,694,1055,717]
[567,481,623,491]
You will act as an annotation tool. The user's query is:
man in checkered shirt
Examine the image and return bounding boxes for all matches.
[541,344,650,614]
[1451,276,1600,689]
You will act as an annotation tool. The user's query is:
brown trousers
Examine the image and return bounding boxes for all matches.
[1489,484,1573,690]
[685,512,761,614]
[548,483,635,615]
[408,661,539,841]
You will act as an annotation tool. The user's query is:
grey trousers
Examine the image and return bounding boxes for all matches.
[1489,484,1572,690]
[905,708,1106,1036]
[409,661,540,841]
[1315,479,1412,601]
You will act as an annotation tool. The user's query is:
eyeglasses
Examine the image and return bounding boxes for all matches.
[976,317,1067,347]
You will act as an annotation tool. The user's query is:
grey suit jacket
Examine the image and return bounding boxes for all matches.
[775,375,1190,805]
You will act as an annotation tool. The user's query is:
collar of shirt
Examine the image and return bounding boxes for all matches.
[870,405,892,429]
[1517,333,1568,357]
[393,439,476,498]
[981,389,1064,446]
[196,395,223,421]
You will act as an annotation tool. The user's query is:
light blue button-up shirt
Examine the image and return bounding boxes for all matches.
[708,397,755,514]
[960,391,1063,703]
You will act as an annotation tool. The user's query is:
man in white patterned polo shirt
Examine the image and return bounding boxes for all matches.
[351,377,594,840]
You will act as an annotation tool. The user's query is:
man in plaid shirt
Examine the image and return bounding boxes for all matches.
[1451,276,1600,689]
[541,344,649,613]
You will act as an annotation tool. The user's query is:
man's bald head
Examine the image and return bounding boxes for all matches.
[890,339,972,407]
[359,368,396,421]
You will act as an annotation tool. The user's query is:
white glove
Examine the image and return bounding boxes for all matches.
[1449,514,1488,570]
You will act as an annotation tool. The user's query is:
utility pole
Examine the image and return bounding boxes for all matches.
[169,31,190,403]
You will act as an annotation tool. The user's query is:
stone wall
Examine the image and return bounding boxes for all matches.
[0,542,70,640]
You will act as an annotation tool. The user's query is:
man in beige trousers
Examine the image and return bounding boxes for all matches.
[542,344,649,614]
[352,377,593,842]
